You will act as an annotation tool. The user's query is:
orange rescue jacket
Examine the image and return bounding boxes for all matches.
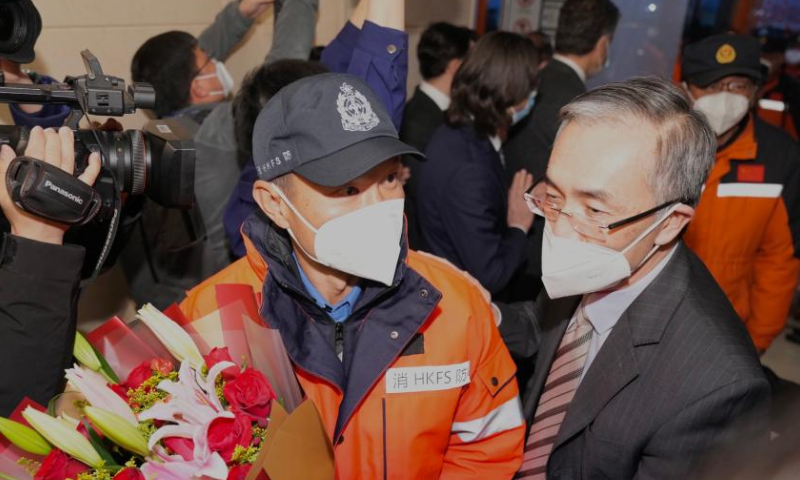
[181,219,525,479]
[684,116,800,351]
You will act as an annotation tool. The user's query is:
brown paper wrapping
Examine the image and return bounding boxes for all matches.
[245,400,335,480]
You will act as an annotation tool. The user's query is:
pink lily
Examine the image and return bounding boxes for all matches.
[140,415,230,480]
[64,365,138,426]
[138,360,234,427]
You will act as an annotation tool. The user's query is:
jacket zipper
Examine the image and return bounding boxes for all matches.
[335,325,422,443]
[335,322,344,361]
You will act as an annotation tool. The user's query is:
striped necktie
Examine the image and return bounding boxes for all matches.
[516,303,594,479]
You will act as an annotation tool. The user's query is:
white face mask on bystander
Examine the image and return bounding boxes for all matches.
[692,91,749,135]
[195,59,235,97]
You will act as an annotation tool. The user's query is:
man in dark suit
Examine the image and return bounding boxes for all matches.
[400,22,475,249]
[500,77,770,480]
[502,0,620,303]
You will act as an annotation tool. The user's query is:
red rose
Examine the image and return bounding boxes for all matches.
[227,464,253,480]
[207,414,253,463]
[35,449,89,480]
[204,347,239,381]
[222,369,276,422]
[109,382,128,399]
[123,362,154,390]
[163,436,195,461]
[114,467,146,480]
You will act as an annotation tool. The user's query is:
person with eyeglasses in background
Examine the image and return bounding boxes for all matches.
[681,33,800,355]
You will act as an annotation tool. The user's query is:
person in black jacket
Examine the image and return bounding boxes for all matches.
[400,22,476,250]
[0,126,101,416]
[416,31,537,296]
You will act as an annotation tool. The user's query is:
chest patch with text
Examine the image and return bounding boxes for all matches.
[386,361,470,393]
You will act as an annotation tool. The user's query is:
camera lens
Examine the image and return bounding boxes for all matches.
[72,122,194,209]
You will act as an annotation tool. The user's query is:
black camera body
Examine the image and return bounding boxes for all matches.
[0,50,196,212]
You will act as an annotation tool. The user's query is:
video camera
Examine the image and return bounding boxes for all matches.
[0,0,196,278]
[0,50,196,214]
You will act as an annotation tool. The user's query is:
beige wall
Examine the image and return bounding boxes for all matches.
[0,0,476,127]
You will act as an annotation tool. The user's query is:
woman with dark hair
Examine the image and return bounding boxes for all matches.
[416,31,539,295]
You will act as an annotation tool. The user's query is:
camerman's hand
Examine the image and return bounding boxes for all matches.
[0,126,101,245]
[239,0,275,19]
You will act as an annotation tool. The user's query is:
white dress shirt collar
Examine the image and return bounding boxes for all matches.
[552,54,587,83]
[419,81,451,112]
[582,244,679,335]
[488,135,503,152]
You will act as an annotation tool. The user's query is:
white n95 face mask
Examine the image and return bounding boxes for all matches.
[195,59,235,97]
[274,187,405,286]
[693,91,750,135]
[541,205,679,299]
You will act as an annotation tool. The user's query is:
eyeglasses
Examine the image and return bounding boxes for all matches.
[523,178,681,240]
[701,79,755,95]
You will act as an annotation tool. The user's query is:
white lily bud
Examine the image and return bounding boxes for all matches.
[22,407,103,468]
[137,304,204,370]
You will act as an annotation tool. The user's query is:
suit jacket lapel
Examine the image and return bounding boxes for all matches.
[548,243,693,449]
[553,314,638,449]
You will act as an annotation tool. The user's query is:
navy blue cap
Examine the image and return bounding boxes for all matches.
[252,73,423,187]
[682,34,763,87]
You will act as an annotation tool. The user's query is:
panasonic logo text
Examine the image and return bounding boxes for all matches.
[44,180,83,205]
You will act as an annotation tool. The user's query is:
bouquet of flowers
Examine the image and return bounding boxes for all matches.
[0,285,332,480]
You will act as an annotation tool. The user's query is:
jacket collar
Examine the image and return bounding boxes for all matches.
[551,55,587,83]
[718,114,757,161]
[419,81,451,112]
[706,115,758,186]
[241,211,413,304]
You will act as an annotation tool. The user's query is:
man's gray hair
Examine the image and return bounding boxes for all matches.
[557,76,715,206]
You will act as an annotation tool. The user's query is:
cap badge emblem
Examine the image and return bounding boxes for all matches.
[337,82,380,132]
[716,44,736,64]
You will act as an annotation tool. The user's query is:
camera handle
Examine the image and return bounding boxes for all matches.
[6,156,102,225]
